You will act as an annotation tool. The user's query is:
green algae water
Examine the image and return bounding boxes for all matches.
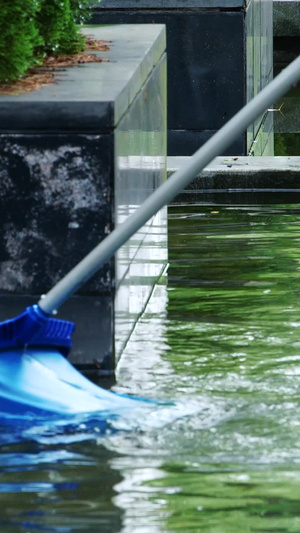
[2,203,300,532]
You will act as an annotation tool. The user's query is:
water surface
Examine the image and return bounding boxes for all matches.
[2,204,300,532]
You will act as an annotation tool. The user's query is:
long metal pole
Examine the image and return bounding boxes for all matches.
[39,56,300,314]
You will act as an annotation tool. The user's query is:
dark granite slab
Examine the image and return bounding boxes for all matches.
[90,10,246,155]
[0,133,113,294]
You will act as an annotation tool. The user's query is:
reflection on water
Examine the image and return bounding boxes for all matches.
[3,204,300,531]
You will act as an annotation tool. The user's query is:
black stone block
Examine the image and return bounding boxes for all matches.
[168,130,245,157]
[90,6,247,155]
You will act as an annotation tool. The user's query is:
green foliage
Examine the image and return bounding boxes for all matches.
[275,132,300,156]
[36,0,90,55]
[0,0,93,83]
[0,0,42,82]
[36,0,73,54]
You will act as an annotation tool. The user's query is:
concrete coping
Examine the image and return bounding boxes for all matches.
[93,1,299,38]
[0,25,166,132]
[168,156,300,204]
[96,0,245,8]
[168,155,300,189]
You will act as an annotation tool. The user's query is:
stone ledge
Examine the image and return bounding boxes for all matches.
[0,25,166,132]
[168,156,300,190]
[97,0,245,8]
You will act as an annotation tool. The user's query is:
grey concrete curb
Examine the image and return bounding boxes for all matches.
[168,156,300,202]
